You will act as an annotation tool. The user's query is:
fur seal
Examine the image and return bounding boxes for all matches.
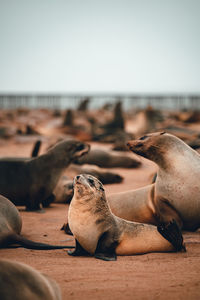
[66,164,123,184]
[0,194,74,250]
[0,139,90,210]
[53,164,123,204]
[75,148,141,168]
[0,259,62,300]
[53,176,74,204]
[67,174,185,261]
[108,132,200,231]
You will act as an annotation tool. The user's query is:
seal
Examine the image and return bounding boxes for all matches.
[0,139,90,210]
[0,259,62,300]
[53,161,123,204]
[66,164,123,184]
[67,174,185,261]
[0,194,74,250]
[54,164,123,204]
[108,132,200,231]
[75,148,141,168]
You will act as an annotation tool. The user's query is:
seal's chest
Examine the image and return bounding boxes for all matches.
[68,204,101,254]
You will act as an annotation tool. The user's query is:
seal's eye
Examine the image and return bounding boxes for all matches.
[99,185,104,191]
[88,178,95,186]
[140,135,148,140]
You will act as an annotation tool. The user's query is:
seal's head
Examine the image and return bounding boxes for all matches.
[48,139,90,166]
[73,174,105,202]
[127,132,166,160]
[127,131,197,171]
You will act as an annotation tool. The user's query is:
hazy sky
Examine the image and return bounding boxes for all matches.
[0,0,199,93]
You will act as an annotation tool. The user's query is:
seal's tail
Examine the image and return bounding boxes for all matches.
[3,234,75,250]
[157,220,186,252]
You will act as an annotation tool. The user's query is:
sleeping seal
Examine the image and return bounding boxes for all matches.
[75,148,141,168]
[67,174,185,261]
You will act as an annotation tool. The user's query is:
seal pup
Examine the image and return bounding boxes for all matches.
[0,139,90,210]
[0,259,62,300]
[108,132,200,231]
[0,194,74,250]
[68,174,185,261]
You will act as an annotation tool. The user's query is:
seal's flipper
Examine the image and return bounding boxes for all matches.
[157,219,186,252]
[68,239,90,256]
[1,234,75,250]
[61,223,73,235]
[94,231,118,261]
[94,252,116,261]
[155,197,183,229]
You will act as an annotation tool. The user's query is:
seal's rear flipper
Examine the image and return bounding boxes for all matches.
[3,234,75,250]
[157,219,186,252]
[68,239,90,256]
[61,223,73,235]
[94,252,116,261]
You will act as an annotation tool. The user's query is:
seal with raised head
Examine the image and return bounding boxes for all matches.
[0,139,90,210]
[108,132,200,231]
[67,174,185,261]
[0,194,74,250]
[0,259,62,300]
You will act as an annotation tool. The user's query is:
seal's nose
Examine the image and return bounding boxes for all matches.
[76,175,80,180]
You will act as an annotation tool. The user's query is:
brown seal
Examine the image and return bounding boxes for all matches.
[0,194,74,250]
[75,148,141,168]
[0,139,90,210]
[109,132,200,231]
[0,259,61,300]
[53,163,123,204]
[67,174,185,261]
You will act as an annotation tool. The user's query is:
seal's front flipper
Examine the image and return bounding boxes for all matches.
[94,252,116,261]
[157,219,186,252]
[68,239,90,256]
[94,231,118,261]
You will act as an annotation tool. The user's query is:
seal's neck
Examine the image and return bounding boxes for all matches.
[32,151,69,171]
[155,138,200,172]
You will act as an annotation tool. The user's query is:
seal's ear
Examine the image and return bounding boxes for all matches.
[160,131,166,135]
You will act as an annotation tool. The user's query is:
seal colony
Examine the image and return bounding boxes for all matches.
[68,174,185,261]
[0,139,90,210]
[0,194,74,250]
[0,259,62,300]
[108,132,200,231]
